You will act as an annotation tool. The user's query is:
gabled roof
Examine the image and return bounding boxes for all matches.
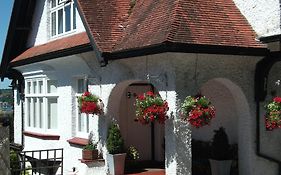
[2,0,268,75]
[77,0,266,55]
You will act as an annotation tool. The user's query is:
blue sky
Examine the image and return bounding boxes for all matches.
[0,1,14,89]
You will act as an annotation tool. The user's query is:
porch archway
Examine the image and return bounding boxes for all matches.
[192,78,252,175]
[107,80,165,163]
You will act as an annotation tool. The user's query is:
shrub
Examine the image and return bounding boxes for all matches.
[106,123,124,154]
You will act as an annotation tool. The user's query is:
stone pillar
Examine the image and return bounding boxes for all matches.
[165,118,192,175]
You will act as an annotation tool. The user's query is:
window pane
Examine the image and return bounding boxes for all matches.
[51,0,56,8]
[47,80,57,93]
[73,2,76,30]
[27,98,31,127]
[26,82,31,94]
[78,113,89,132]
[77,79,85,93]
[48,98,57,129]
[51,12,56,36]
[58,9,63,34]
[32,81,37,94]
[65,5,71,32]
[39,98,43,128]
[78,113,83,132]
[34,98,37,127]
[39,81,43,94]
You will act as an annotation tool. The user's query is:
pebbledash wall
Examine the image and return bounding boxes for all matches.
[233,0,281,37]
[11,0,281,174]
[12,51,281,175]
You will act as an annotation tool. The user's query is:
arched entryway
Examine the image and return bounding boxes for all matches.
[191,78,252,175]
[107,80,165,170]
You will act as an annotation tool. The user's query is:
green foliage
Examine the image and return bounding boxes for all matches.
[83,131,97,150]
[83,143,97,150]
[127,146,139,160]
[10,150,20,171]
[106,123,124,154]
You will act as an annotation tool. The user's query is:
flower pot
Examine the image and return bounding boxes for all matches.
[82,149,98,160]
[209,159,232,175]
[107,153,126,175]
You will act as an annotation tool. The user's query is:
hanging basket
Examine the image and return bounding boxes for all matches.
[78,91,103,115]
[135,91,169,125]
[265,96,281,131]
[180,95,215,128]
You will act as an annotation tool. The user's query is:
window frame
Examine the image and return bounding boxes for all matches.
[75,77,90,138]
[50,0,77,38]
[25,78,59,134]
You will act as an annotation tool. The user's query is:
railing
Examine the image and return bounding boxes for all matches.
[10,148,63,175]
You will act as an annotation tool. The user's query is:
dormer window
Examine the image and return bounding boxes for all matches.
[50,0,77,37]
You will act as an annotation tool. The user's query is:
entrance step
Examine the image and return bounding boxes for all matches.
[125,168,165,175]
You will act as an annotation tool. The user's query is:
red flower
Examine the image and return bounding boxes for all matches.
[135,91,169,125]
[138,94,145,100]
[146,91,154,96]
[273,97,281,103]
[83,91,90,97]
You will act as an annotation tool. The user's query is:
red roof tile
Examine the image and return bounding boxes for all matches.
[77,0,131,52]
[11,32,90,63]
[78,0,265,53]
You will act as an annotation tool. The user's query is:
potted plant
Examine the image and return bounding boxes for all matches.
[264,96,281,130]
[106,123,126,175]
[82,132,98,160]
[78,91,103,115]
[135,91,169,125]
[209,127,232,175]
[180,95,215,128]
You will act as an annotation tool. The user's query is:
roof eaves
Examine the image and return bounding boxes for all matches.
[10,43,92,67]
[259,34,281,43]
[103,42,269,60]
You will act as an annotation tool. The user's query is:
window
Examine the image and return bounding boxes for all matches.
[50,0,77,37]
[75,78,89,137]
[25,79,58,131]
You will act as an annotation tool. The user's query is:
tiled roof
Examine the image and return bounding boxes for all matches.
[77,0,131,52]
[78,0,265,53]
[11,0,265,64]
[11,32,90,63]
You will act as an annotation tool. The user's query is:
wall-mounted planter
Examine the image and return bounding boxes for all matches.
[82,149,99,160]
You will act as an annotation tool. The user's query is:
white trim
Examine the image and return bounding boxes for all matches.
[74,77,89,138]
[24,77,59,134]
[50,0,77,38]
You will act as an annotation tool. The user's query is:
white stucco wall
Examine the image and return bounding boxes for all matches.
[233,0,281,37]
[12,51,281,175]
[13,90,22,145]
[27,0,86,47]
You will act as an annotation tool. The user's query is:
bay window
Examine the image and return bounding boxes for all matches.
[25,78,58,131]
[50,0,77,37]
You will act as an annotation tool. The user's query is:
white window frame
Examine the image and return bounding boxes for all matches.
[25,77,59,134]
[75,77,91,138]
[50,0,77,38]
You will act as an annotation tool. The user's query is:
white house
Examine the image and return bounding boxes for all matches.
[1,0,281,174]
